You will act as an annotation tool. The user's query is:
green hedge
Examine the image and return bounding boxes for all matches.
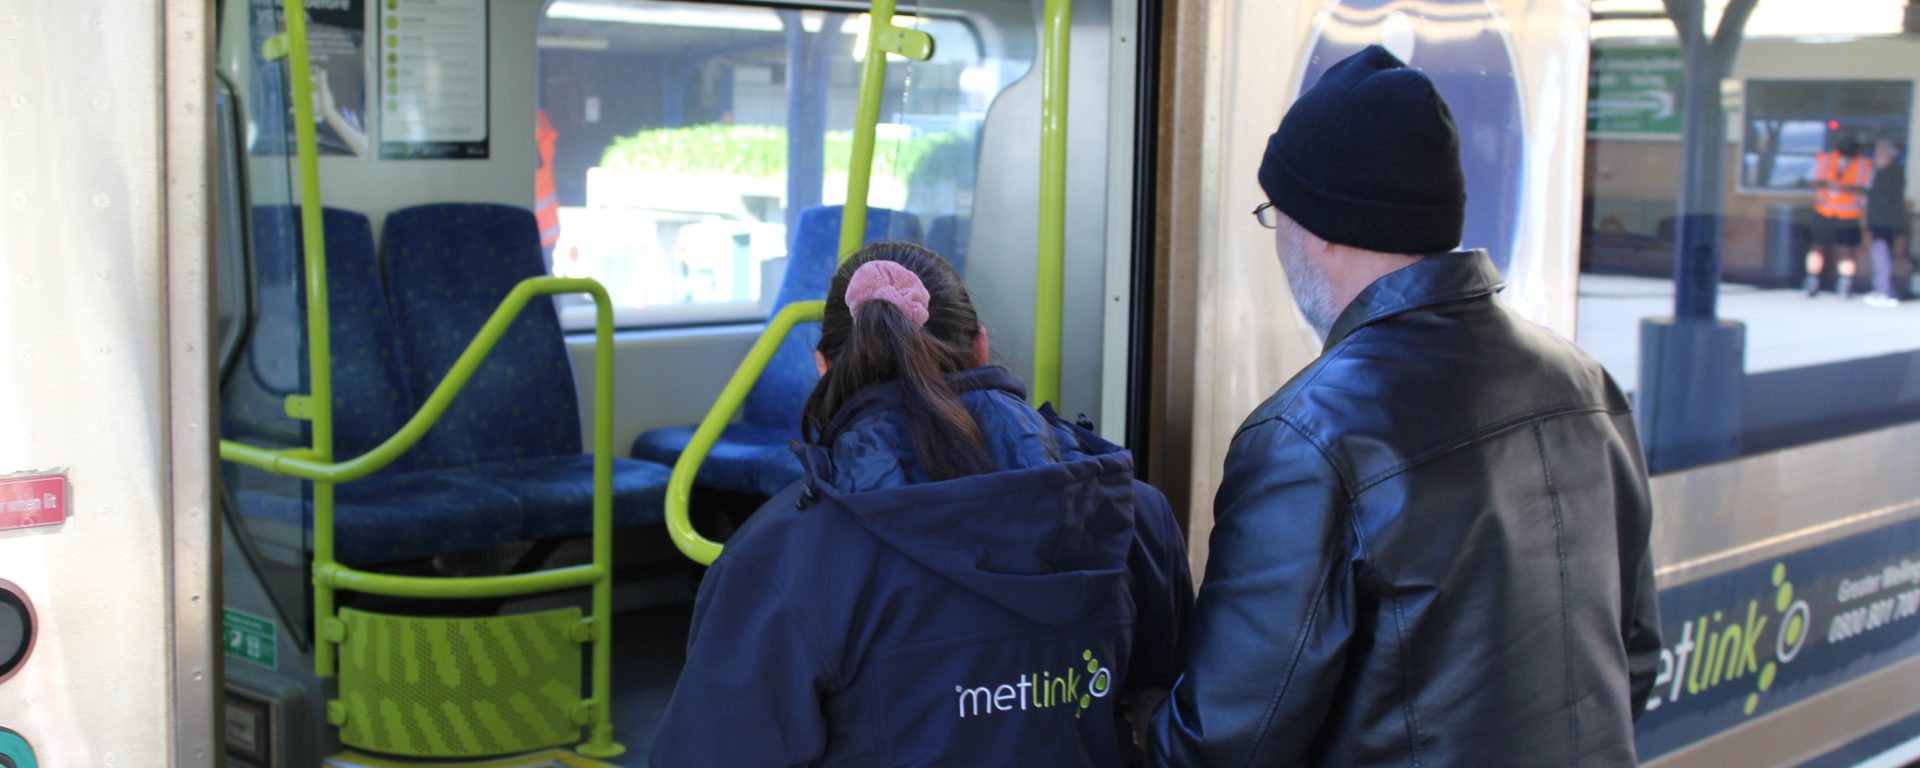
[599,124,973,183]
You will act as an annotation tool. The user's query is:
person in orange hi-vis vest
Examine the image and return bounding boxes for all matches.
[1805,136,1874,299]
[535,109,562,268]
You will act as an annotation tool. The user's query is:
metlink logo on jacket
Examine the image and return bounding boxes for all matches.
[955,650,1113,719]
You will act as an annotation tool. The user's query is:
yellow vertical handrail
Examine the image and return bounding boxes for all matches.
[273,0,341,677]
[581,279,621,758]
[1032,0,1072,407]
[838,0,935,261]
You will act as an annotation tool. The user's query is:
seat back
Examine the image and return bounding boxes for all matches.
[223,206,417,471]
[926,215,969,277]
[383,204,582,468]
[741,205,922,431]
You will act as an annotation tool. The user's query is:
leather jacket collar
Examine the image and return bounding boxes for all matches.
[1323,249,1504,350]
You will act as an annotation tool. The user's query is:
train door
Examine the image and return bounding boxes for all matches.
[0,0,221,765]
[1147,0,1920,764]
[209,0,1149,763]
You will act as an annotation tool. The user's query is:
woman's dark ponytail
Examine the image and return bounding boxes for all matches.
[802,243,991,481]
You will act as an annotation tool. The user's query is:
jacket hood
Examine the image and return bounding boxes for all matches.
[793,367,1138,626]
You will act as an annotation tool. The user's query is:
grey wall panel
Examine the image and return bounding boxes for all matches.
[968,0,1115,419]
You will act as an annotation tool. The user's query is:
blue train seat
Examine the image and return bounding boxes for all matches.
[224,206,524,566]
[381,203,672,539]
[926,215,969,277]
[630,205,922,495]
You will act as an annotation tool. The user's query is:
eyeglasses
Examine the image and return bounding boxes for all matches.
[1252,202,1279,230]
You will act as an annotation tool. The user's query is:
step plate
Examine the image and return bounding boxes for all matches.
[337,608,583,758]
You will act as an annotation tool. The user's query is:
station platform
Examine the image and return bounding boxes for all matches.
[1574,275,1920,390]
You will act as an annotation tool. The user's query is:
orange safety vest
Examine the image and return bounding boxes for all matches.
[535,109,561,250]
[1813,150,1873,220]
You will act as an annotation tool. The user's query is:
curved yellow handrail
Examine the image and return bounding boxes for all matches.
[219,277,628,757]
[665,301,826,565]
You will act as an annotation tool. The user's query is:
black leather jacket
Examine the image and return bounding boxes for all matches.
[1151,250,1660,767]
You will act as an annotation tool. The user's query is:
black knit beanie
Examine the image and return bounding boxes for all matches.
[1259,46,1467,255]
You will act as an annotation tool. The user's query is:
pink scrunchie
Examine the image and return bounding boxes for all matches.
[845,260,932,327]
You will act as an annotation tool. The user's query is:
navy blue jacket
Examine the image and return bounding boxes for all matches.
[652,367,1191,767]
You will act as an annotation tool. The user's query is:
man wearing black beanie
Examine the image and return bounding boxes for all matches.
[1150,47,1660,766]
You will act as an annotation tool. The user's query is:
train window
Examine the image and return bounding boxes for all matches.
[1580,2,1920,472]
[536,1,1020,329]
[1742,81,1911,191]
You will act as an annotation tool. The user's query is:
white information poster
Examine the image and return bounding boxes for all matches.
[379,0,489,159]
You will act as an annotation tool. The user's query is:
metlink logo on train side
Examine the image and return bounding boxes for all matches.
[1636,520,1920,763]
[955,650,1114,719]
[1647,556,1920,719]
[1648,564,1809,717]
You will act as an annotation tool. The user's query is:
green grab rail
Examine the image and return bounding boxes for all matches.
[316,563,602,600]
[231,2,626,755]
[274,0,343,677]
[1032,0,1072,408]
[664,301,827,566]
[222,278,611,485]
[838,0,935,259]
[219,276,628,757]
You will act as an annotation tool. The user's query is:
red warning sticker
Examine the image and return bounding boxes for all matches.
[0,474,67,532]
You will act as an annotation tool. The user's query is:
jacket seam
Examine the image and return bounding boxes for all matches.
[1229,336,1353,447]
[1352,404,1630,495]
[1533,422,1582,762]
[1271,415,1359,497]
[1389,591,1422,768]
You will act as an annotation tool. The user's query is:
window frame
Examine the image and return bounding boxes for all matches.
[1737,78,1913,195]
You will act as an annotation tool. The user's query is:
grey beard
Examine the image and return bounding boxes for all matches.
[1281,240,1338,343]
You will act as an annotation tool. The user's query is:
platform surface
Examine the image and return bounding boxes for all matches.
[1574,275,1920,390]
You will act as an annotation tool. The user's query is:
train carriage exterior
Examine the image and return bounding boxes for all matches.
[2,0,1919,766]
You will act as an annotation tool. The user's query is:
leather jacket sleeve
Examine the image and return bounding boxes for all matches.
[1151,418,1358,767]
[1625,544,1662,720]
[1616,416,1662,721]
